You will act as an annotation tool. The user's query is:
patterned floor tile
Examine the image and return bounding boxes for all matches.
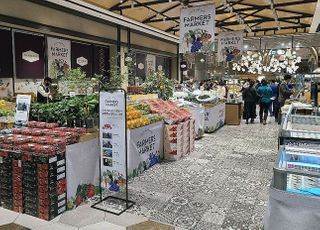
[126,119,278,229]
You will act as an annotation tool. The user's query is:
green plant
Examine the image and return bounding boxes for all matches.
[61,68,97,94]
[145,71,174,100]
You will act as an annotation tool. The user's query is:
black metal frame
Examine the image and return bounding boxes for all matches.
[92,89,135,216]
[107,0,316,35]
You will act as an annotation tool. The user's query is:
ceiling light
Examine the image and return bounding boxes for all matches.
[131,0,134,8]
[244,45,249,49]
[200,58,205,63]
[119,0,123,3]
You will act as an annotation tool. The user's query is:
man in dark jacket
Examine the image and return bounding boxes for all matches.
[243,80,258,124]
[277,75,294,124]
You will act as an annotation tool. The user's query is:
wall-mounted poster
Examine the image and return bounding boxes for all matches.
[15,32,45,79]
[146,54,156,76]
[47,37,71,79]
[218,31,243,62]
[179,4,215,53]
[71,42,93,77]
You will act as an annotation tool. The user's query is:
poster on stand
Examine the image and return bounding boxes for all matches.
[15,94,31,125]
[127,121,164,179]
[217,31,243,62]
[99,91,126,193]
[47,37,71,79]
[179,4,215,53]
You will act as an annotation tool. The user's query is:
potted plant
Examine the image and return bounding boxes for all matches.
[145,70,174,100]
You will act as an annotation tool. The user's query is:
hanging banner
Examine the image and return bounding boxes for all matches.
[146,54,156,76]
[218,31,243,62]
[47,37,71,79]
[179,4,215,53]
[99,91,126,193]
[15,94,31,125]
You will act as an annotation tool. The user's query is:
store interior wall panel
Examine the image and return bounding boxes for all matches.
[131,32,177,55]
[0,29,13,78]
[0,0,117,42]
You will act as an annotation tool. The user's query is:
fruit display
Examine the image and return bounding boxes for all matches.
[0,99,15,129]
[126,103,162,129]
[145,99,191,125]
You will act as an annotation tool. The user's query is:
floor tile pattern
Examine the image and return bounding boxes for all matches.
[125,120,279,229]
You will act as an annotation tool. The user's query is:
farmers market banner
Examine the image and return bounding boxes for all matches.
[217,31,243,62]
[127,121,164,179]
[66,138,100,209]
[179,4,215,53]
[99,91,126,193]
[47,37,71,79]
[146,54,156,75]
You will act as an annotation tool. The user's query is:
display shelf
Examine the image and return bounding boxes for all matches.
[273,146,320,195]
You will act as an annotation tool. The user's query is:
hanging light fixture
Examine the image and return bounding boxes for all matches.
[131,0,134,9]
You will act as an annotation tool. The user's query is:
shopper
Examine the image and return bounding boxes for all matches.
[37,77,53,103]
[269,80,278,116]
[257,79,272,125]
[242,80,258,124]
[278,75,294,124]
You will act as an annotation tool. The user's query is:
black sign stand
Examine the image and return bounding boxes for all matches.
[92,89,135,215]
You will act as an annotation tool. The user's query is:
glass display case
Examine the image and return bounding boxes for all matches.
[273,146,320,197]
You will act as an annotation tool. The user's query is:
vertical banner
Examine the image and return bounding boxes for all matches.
[146,54,156,76]
[99,91,126,193]
[179,4,215,53]
[217,31,243,62]
[47,37,71,79]
[15,94,31,125]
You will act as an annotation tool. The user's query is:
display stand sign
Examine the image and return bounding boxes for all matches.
[179,4,215,53]
[217,31,243,62]
[15,94,31,126]
[92,89,134,215]
[47,37,71,79]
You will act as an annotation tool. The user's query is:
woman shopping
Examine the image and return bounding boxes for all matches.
[257,79,273,125]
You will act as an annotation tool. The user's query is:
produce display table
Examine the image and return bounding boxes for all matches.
[203,103,225,133]
[225,102,242,125]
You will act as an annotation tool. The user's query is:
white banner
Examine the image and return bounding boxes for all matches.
[218,31,243,62]
[179,4,215,53]
[47,37,71,79]
[66,138,100,209]
[204,103,225,133]
[127,122,164,179]
[15,94,31,125]
[99,91,126,193]
[146,54,156,75]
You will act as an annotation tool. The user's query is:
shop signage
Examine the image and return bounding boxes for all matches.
[179,4,215,53]
[138,63,144,70]
[22,50,39,63]
[146,54,156,75]
[15,94,31,125]
[99,91,126,192]
[217,31,243,62]
[47,37,71,79]
[76,56,88,66]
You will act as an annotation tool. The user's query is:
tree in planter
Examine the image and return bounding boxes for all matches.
[80,94,99,129]
[145,70,174,100]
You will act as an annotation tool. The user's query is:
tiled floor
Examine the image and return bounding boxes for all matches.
[0,118,278,229]
[124,118,278,229]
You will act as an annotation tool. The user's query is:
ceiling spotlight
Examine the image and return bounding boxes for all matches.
[119,0,123,3]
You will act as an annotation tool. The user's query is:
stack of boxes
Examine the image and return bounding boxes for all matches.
[164,119,195,161]
[22,153,66,220]
[0,121,84,220]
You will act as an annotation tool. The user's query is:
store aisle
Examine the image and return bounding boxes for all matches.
[127,120,279,229]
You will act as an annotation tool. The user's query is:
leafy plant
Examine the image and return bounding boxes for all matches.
[145,71,174,100]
